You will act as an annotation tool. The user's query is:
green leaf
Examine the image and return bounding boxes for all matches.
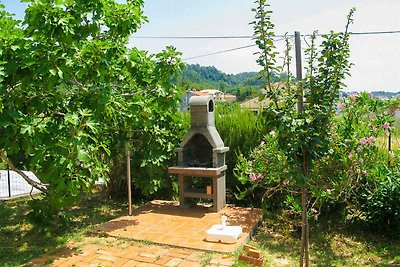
[77,149,90,163]
[57,68,63,79]
[20,125,33,135]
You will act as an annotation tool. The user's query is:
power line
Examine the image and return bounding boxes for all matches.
[133,35,254,39]
[183,37,288,60]
[183,44,256,60]
[132,30,400,40]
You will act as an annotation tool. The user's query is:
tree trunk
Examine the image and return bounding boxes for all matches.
[300,185,309,267]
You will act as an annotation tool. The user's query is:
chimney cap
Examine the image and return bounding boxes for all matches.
[189,95,213,106]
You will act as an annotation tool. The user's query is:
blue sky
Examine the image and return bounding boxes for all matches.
[1,0,400,92]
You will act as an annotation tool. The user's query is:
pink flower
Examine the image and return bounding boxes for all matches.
[372,126,377,131]
[337,102,347,109]
[350,93,359,101]
[283,180,290,186]
[269,130,276,136]
[348,152,353,159]
[367,136,376,146]
[362,170,368,175]
[383,122,390,129]
[357,145,363,152]
[249,173,263,182]
[259,141,265,147]
[360,138,368,145]
[359,159,364,164]
[389,151,395,158]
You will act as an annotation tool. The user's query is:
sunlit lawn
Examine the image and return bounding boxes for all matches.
[240,211,400,267]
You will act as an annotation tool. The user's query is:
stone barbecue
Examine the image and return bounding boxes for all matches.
[168,95,229,212]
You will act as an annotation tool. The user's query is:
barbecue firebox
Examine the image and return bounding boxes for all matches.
[168,95,229,212]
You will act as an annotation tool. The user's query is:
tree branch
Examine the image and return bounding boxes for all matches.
[0,150,48,193]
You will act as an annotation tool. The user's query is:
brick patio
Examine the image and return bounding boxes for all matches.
[28,200,263,266]
[93,200,263,253]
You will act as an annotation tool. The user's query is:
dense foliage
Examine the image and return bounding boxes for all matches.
[0,0,184,221]
[214,103,266,203]
[236,92,400,231]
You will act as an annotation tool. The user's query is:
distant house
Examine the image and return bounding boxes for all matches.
[179,89,237,111]
[240,97,272,113]
[223,94,237,103]
[179,90,208,111]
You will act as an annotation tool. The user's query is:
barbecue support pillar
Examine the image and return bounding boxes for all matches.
[169,166,227,212]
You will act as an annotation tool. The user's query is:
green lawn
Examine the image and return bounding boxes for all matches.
[245,212,400,266]
[1,190,399,267]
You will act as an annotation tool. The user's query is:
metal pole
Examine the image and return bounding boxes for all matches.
[388,131,392,165]
[295,31,303,112]
[126,143,132,216]
[295,31,309,267]
[7,169,11,198]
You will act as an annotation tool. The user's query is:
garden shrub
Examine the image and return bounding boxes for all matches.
[234,92,400,231]
[356,166,400,231]
[214,103,266,204]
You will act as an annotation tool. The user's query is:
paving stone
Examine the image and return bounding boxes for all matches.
[56,256,85,267]
[74,262,99,267]
[112,257,130,267]
[132,254,158,263]
[136,263,160,267]
[166,257,184,267]
[120,259,142,267]
[166,252,190,259]
[170,248,193,255]
[97,254,118,262]
[138,251,159,259]
[96,249,115,256]
[81,252,100,263]
[186,251,202,262]
[154,255,174,265]
[178,260,202,267]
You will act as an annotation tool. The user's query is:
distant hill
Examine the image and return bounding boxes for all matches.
[176,64,399,101]
[370,91,400,99]
[176,64,291,100]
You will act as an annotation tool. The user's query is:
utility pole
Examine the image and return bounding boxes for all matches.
[126,142,132,216]
[295,31,303,112]
[295,31,309,267]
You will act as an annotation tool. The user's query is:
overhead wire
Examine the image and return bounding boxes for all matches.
[183,37,288,60]
[132,30,400,39]
[132,30,400,61]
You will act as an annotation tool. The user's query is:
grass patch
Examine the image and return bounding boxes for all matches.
[240,211,400,267]
[0,187,129,267]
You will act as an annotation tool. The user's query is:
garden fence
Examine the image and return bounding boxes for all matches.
[0,170,41,199]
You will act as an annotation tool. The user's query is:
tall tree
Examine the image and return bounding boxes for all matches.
[0,0,184,219]
[251,0,354,265]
